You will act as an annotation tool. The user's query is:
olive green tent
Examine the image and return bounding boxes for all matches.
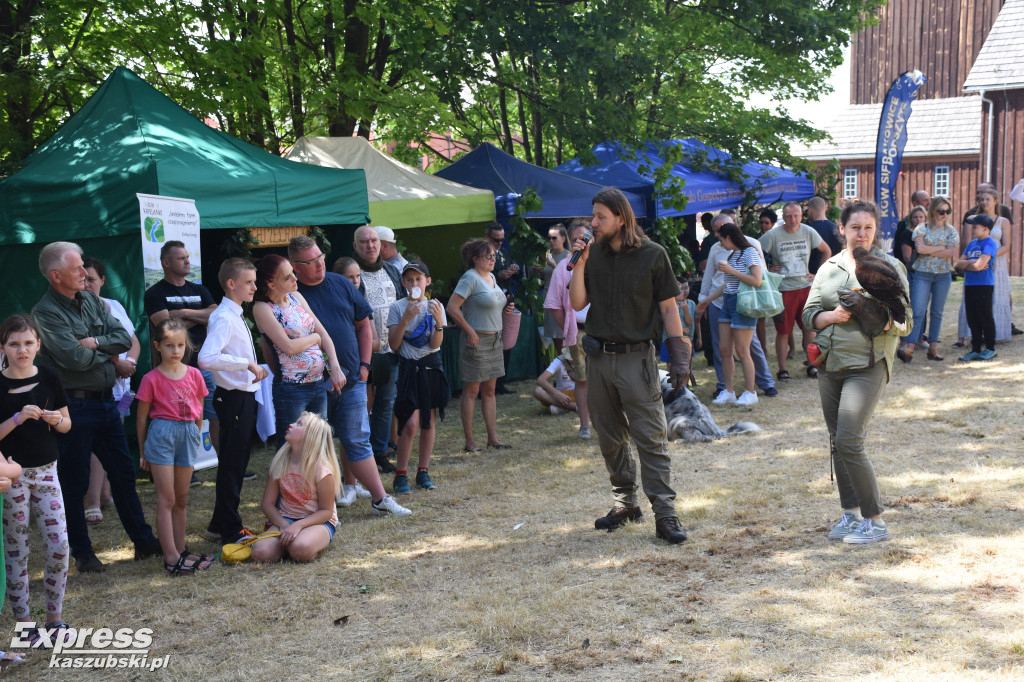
[0,66,369,325]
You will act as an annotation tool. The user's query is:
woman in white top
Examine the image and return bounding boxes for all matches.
[82,257,141,524]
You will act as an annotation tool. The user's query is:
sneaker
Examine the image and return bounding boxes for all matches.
[393,474,411,495]
[190,473,201,488]
[762,386,778,397]
[549,405,565,415]
[355,482,371,499]
[711,390,736,405]
[594,506,643,531]
[242,471,256,481]
[371,494,412,517]
[827,511,863,540]
[735,390,758,406]
[374,453,396,474]
[843,518,889,544]
[979,349,998,361]
[203,528,222,542]
[336,485,357,508]
[959,350,982,361]
[226,528,256,545]
[415,470,436,490]
[578,425,592,440]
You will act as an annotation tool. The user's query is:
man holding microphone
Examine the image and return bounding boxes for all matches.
[569,188,691,545]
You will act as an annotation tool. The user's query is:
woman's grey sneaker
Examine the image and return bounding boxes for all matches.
[827,511,864,539]
[843,518,888,544]
[371,494,412,517]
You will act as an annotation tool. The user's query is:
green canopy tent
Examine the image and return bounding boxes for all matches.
[283,136,494,283]
[0,67,369,327]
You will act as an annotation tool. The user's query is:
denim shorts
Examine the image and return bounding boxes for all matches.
[276,514,336,542]
[719,293,757,330]
[144,418,201,467]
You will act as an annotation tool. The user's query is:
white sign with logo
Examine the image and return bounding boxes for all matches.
[137,194,203,289]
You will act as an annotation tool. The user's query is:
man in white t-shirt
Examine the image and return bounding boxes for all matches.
[759,202,831,380]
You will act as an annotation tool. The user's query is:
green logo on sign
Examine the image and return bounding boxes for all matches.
[145,217,164,243]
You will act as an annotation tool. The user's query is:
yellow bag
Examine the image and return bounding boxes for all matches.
[220,530,280,564]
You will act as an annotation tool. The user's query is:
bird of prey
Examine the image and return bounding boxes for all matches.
[849,247,908,324]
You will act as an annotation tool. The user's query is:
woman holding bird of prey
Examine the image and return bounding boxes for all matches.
[802,200,911,545]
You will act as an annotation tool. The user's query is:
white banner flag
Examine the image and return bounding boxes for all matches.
[137,194,203,289]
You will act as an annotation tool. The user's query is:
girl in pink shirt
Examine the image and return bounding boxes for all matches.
[251,412,339,563]
[136,319,212,575]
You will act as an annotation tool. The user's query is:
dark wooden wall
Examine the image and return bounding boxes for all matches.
[984,89,1024,276]
[851,0,1005,104]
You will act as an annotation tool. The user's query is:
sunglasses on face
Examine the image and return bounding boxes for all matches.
[481,254,496,261]
[936,209,952,216]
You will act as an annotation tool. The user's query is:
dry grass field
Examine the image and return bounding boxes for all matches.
[7,280,1024,680]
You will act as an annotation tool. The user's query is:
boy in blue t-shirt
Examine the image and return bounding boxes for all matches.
[955,214,999,361]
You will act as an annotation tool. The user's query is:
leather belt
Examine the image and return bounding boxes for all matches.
[597,340,651,354]
[67,388,113,401]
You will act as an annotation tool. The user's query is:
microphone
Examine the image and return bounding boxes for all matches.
[566,232,593,272]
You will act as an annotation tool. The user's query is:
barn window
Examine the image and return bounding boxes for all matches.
[843,169,858,199]
[934,166,950,198]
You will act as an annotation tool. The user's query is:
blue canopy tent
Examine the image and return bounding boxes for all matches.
[555,140,814,218]
[435,142,647,221]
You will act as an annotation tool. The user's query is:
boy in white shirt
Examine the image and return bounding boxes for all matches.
[198,258,269,545]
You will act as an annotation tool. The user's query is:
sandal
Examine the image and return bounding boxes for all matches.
[806,366,818,378]
[463,445,483,453]
[84,507,103,524]
[927,351,944,361]
[896,348,913,363]
[165,555,195,576]
[181,548,215,571]
[776,370,791,381]
[487,442,512,450]
[0,651,24,670]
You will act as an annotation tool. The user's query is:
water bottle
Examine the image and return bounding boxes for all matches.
[117,390,135,419]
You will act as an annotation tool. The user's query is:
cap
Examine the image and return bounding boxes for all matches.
[375,226,397,243]
[965,214,994,229]
[402,261,430,277]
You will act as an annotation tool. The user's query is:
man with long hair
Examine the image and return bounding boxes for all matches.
[569,187,691,544]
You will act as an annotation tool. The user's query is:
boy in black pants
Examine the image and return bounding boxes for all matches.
[955,215,999,361]
[198,259,269,544]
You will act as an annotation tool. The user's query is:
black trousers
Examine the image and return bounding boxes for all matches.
[965,285,995,352]
[209,388,257,537]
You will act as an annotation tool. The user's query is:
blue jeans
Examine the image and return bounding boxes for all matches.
[709,303,774,392]
[909,271,951,345]
[273,378,327,449]
[327,381,374,463]
[369,352,399,454]
[58,397,157,560]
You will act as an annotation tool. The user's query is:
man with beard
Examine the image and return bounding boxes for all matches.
[569,187,691,545]
[352,225,406,473]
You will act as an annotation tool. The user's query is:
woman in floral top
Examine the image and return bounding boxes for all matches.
[902,197,960,361]
[254,254,340,448]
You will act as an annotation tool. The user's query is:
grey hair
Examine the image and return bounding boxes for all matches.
[39,242,82,278]
[710,213,734,229]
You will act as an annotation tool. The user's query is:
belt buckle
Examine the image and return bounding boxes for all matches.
[602,342,619,355]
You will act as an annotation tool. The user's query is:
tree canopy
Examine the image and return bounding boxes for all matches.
[0,0,882,178]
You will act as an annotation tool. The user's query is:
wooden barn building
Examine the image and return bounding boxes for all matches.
[795,0,1024,273]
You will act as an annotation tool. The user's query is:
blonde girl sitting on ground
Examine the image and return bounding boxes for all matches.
[251,412,339,563]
